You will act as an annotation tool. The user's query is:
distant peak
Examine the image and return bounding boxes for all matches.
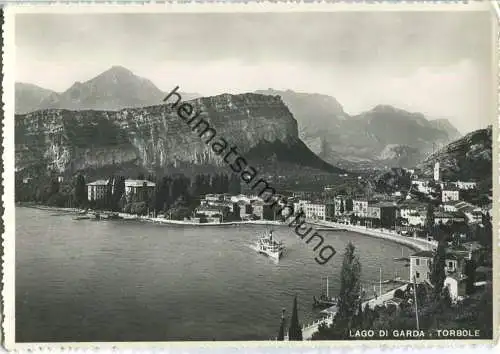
[107,65,133,73]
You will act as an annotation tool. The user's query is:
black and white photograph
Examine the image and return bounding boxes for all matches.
[2,2,497,348]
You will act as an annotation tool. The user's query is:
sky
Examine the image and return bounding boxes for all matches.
[15,10,495,133]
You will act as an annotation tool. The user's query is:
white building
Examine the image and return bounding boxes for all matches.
[412,180,433,194]
[444,274,467,302]
[293,200,334,221]
[407,211,427,227]
[353,199,369,218]
[442,188,460,203]
[450,181,477,190]
[87,179,110,201]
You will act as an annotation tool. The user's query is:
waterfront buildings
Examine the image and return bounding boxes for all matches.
[87,178,155,202]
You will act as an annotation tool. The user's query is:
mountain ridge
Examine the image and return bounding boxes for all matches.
[15,92,344,178]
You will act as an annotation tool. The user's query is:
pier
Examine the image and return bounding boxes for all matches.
[283,313,335,341]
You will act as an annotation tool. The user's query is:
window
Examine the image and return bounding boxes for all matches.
[416,272,420,278]
[448,261,453,268]
[416,259,420,266]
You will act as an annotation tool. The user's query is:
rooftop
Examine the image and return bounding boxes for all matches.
[411,250,434,258]
[125,179,155,187]
[87,179,109,186]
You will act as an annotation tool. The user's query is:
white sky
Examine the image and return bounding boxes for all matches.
[15,11,495,133]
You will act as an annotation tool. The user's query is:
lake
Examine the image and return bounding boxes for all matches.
[15,207,412,342]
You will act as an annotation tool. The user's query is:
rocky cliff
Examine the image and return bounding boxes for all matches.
[15,93,341,176]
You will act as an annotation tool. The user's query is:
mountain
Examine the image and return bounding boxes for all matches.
[429,118,462,141]
[15,83,58,114]
[15,93,343,177]
[418,125,492,182]
[15,66,201,113]
[254,89,348,156]
[255,90,461,169]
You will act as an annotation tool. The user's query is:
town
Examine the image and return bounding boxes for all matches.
[16,159,493,311]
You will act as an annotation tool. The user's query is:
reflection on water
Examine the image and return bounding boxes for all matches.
[16,207,411,342]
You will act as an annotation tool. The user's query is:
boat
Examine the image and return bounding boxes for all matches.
[255,230,284,261]
[73,215,91,220]
[313,277,338,309]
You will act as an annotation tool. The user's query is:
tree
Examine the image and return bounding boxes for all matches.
[426,204,435,236]
[277,309,286,341]
[74,174,87,207]
[345,199,353,212]
[430,241,447,297]
[288,295,302,340]
[336,242,362,330]
[464,259,477,295]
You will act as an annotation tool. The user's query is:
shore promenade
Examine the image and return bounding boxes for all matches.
[308,219,437,252]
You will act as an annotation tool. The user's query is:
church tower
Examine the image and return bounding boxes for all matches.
[433,161,440,182]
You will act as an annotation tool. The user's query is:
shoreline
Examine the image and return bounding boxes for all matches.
[307,220,436,252]
[17,203,435,251]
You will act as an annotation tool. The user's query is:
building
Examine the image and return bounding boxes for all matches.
[407,211,426,227]
[251,200,275,220]
[204,194,224,203]
[334,195,352,216]
[124,179,155,200]
[366,202,397,228]
[442,187,460,203]
[434,211,465,225]
[434,162,440,182]
[294,200,334,221]
[87,179,110,201]
[410,249,467,284]
[353,199,370,218]
[444,274,467,302]
[409,250,433,284]
[238,201,252,220]
[412,179,433,194]
[398,201,427,220]
[450,181,477,190]
[195,205,230,222]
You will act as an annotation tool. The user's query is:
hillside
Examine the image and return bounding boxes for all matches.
[418,125,492,182]
[15,83,58,114]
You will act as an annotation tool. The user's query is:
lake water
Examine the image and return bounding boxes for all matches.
[16,207,412,342]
